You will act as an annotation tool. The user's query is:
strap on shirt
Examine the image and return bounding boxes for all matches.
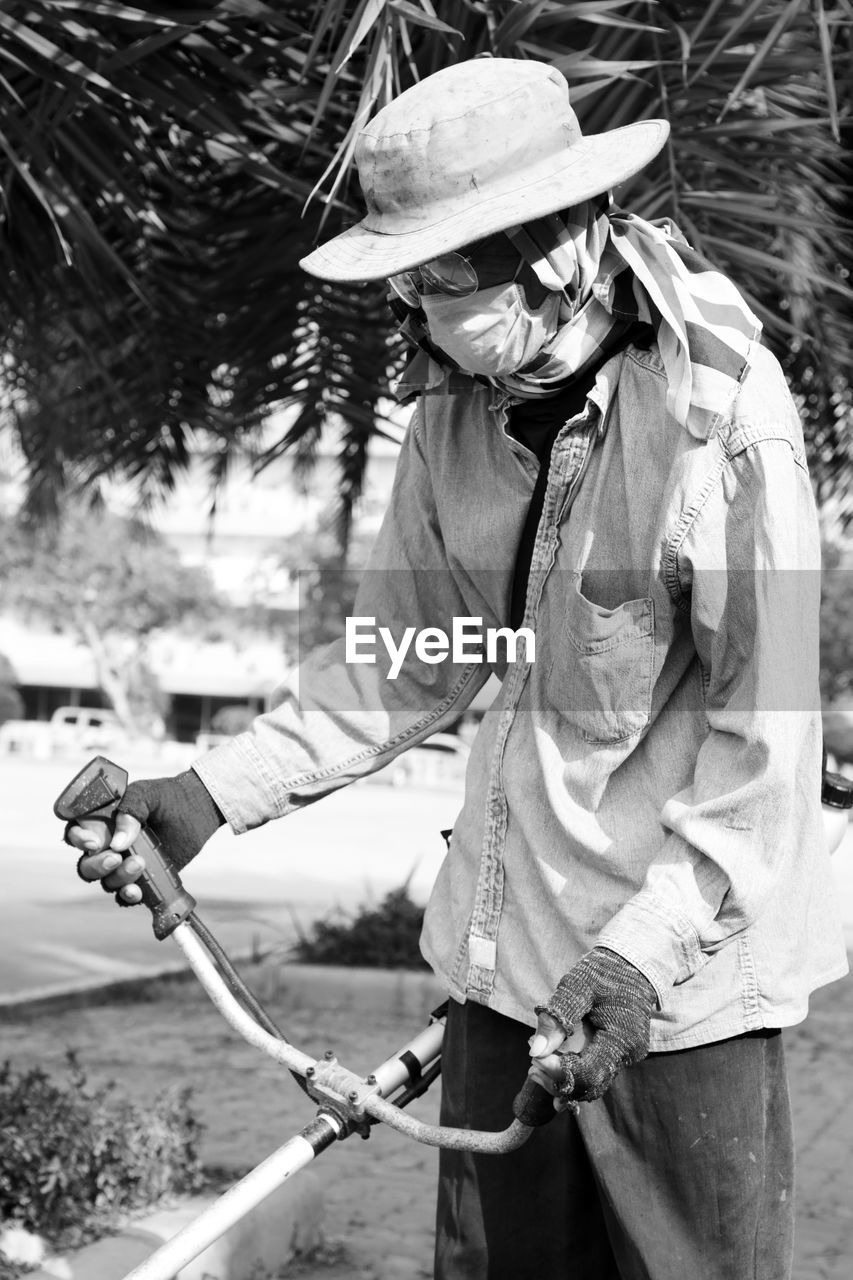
[508,417,563,631]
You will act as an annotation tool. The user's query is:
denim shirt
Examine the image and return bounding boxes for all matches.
[195,339,848,1050]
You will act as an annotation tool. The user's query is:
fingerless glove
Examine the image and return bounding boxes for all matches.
[536,947,657,1102]
[117,768,225,870]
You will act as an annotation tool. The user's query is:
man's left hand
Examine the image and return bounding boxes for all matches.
[528,947,657,1103]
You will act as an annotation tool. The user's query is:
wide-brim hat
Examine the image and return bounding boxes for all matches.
[300,58,669,283]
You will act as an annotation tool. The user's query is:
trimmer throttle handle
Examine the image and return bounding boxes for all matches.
[512,1019,593,1125]
[512,1078,561,1127]
[54,756,197,940]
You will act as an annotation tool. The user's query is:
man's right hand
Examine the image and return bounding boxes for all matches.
[65,769,225,905]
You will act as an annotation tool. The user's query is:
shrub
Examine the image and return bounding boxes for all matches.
[292,881,428,969]
[0,1051,203,1250]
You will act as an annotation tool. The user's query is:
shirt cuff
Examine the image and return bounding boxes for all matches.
[193,733,295,834]
[596,891,708,1004]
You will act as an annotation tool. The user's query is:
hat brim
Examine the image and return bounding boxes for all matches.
[300,119,669,283]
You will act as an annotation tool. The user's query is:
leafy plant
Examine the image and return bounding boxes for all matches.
[293,880,429,970]
[0,1051,203,1250]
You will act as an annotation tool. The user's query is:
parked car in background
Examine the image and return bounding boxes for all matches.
[48,706,126,752]
[0,706,126,758]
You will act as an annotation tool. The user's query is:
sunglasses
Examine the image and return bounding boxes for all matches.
[388,233,525,308]
[388,251,479,307]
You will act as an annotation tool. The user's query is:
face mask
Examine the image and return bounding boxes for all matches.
[420,282,561,377]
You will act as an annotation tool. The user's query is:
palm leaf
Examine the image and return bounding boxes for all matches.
[0,0,851,532]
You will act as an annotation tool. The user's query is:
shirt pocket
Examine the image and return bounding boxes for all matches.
[548,577,655,744]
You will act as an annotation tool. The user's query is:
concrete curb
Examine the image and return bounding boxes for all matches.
[29,1174,323,1280]
[0,955,446,1021]
[0,953,202,1015]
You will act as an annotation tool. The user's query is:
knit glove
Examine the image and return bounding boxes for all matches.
[115,770,225,873]
[531,947,657,1103]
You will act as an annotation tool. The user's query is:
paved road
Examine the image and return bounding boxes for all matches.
[2,753,852,1003]
[0,755,460,1002]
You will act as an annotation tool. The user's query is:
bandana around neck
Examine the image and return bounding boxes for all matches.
[499,198,763,439]
[395,197,763,442]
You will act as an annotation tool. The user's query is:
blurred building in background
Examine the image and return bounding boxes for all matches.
[0,423,403,745]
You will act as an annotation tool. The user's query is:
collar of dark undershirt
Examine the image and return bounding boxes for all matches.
[508,322,654,461]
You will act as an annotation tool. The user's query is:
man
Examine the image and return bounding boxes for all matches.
[67,59,847,1279]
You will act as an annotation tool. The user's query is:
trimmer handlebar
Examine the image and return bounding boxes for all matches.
[52,757,592,1280]
[54,756,196,939]
[54,756,581,1127]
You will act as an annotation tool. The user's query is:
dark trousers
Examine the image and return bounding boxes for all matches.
[435,999,793,1280]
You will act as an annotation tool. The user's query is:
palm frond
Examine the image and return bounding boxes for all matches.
[0,0,850,529]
